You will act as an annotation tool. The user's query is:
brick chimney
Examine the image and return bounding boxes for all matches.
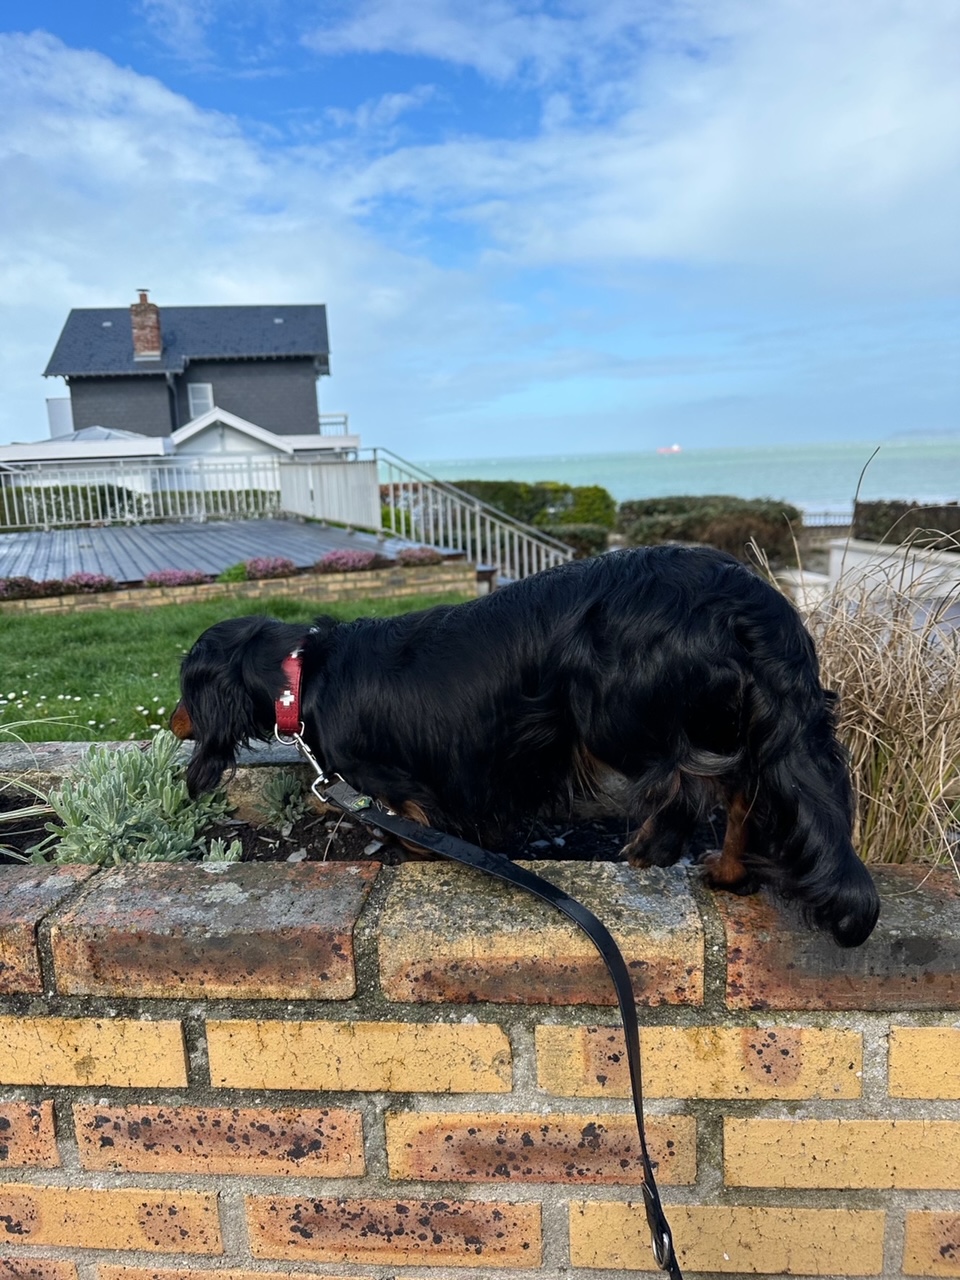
[130,289,162,360]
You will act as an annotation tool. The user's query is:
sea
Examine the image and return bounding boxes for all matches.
[417,439,960,518]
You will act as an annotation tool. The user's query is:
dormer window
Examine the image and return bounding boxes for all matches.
[187,383,214,418]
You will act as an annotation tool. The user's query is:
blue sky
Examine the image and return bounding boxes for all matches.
[1,0,957,459]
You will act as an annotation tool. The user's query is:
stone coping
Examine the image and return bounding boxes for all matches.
[0,851,957,1011]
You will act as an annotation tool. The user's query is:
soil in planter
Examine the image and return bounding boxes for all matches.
[1,787,725,868]
[0,791,52,863]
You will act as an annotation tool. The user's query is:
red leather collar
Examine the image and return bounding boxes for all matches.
[275,650,303,736]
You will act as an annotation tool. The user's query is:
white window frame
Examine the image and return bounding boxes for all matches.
[187,382,215,419]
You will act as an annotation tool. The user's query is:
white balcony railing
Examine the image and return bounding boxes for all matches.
[0,450,575,582]
[318,413,351,437]
[0,456,284,529]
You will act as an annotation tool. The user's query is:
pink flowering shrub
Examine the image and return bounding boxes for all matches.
[0,577,48,600]
[244,556,297,580]
[314,549,380,574]
[395,546,444,566]
[0,574,117,601]
[62,573,116,594]
[143,569,211,587]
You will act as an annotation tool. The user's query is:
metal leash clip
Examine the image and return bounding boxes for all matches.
[274,726,331,798]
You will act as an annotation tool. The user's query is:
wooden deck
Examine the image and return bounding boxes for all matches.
[0,519,415,585]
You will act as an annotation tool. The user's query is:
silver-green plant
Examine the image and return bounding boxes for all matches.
[30,729,235,865]
[204,836,245,862]
[255,767,311,835]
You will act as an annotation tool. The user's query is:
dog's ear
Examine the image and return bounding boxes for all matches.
[182,652,259,798]
[180,616,297,798]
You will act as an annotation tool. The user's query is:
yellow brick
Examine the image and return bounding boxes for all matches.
[0,1017,187,1088]
[207,1020,511,1092]
[536,1024,862,1098]
[890,1027,960,1098]
[903,1211,960,1277]
[570,1202,885,1274]
[725,1118,960,1188]
[0,1185,221,1253]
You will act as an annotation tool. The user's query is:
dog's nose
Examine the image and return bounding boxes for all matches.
[170,702,194,740]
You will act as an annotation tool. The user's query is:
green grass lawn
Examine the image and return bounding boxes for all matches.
[0,590,471,742]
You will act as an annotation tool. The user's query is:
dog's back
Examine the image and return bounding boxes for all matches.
[175,545,879,947]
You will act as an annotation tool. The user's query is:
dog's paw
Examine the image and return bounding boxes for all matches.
[619,832,656,867]
[701,849,762,896]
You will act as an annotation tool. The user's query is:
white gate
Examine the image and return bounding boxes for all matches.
[278,458,381,529]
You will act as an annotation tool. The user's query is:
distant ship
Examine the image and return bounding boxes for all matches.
[656,443,682,455]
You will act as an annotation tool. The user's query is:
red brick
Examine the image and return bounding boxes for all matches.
[246,1196,541,1267]
[0,1263,77,1280]
[0,866,94,993]
[98,1271,367,1280]
[380,862,703,1005]
[50,862,378,999]
[0,1101,58,1168]
[720,867,960,1009]
[386,1110,695,1184]
[74,1103,364,1176]
[904,1211,960,1276]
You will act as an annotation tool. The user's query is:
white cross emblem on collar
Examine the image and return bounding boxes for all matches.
[280,689,295,707]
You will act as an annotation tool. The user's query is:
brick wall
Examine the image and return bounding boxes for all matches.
[1,858,958,1278]
[0,562,476,618]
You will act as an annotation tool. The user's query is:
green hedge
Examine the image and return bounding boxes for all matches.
[537,523,609,559]
[452,480,617,529]
[616,495,802,565]
[852,500,960,546]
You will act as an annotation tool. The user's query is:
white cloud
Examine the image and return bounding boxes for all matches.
[138,0,220,57]
[314,0,960,291]
[325,85,437,133]
[304,0,584,83]
[0,4,957,457]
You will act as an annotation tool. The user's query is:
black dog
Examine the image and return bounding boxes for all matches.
[172,545,879,947]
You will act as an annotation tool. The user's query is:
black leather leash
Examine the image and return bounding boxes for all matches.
[299,766,682,1274]
[272,650,682,1277]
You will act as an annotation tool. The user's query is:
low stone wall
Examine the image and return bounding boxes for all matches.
[1,853,959,1278]
[0,560,476,617]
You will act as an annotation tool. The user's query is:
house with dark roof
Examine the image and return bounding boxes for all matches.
[43,292,332,439]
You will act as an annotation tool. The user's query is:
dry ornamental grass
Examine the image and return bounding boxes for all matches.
[779,534,960,871]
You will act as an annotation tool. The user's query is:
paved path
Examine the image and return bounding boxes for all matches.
[0,519,414,584]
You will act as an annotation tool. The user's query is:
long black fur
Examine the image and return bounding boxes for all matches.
[177,546,879,947]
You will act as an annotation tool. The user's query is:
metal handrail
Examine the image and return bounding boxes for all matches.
[371,447,574,581]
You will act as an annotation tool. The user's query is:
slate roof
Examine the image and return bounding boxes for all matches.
[44,305,330,378]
